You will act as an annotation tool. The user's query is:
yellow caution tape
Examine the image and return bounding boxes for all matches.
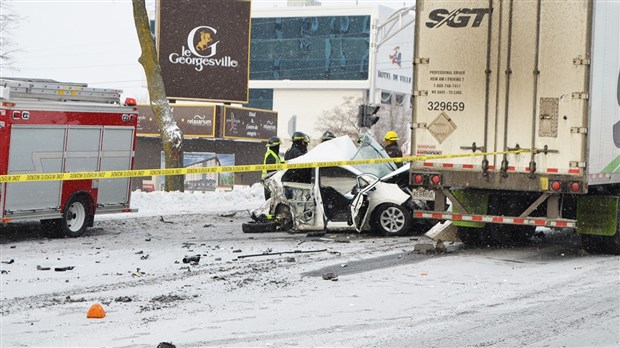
[0,149,530,183]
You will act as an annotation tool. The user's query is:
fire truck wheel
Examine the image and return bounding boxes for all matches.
[61,196,90,238]
[371,203,412,236]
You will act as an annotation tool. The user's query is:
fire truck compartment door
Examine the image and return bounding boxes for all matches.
[97,127,135,207]
[6,126,65,212]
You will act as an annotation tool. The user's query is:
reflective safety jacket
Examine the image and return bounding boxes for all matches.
[262,148,282,178]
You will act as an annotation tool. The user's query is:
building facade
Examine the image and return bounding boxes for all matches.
[247,5,415,141]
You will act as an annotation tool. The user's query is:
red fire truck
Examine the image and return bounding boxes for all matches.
[0,78,139,237]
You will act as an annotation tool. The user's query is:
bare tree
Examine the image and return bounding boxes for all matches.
[132,0,184,191]
[315,96,364,142]
[315,95,410,153]
[0,0,21,71]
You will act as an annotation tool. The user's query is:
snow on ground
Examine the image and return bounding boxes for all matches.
[1,185,619,347]
[97,184,266,220]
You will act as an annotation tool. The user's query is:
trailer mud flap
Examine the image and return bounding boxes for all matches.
[576,196,618,236]
[450,190,488,228]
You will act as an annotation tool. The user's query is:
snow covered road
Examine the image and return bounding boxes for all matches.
[0,189,618,347]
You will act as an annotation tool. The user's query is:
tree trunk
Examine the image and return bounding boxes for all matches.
[132,0,184,192]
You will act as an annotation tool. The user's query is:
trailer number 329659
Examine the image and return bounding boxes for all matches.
[427,101,465,111]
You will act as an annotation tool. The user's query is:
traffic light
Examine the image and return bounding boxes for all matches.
[357,104,381,128]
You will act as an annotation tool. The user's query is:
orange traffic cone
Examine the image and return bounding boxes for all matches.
[86,303,106,319]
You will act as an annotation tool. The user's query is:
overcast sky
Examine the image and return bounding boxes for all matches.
[2,0,415,102]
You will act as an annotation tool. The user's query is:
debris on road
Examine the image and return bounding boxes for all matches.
[54,266,75,272]
[115,296,132,303]
[425,221,460,243]
[237,249,328,259]
[182,255,201,263]
[413,243,435,254]
[435,239,447,253]
[36,265,51,271]
[159,216,174,224]
[86,303,106,319]
[2,259,14,264]
[322,272,338,281]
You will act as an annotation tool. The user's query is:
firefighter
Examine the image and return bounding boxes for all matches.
[321,130,336,142]
[283,131,311,198]
[384,130,403,167]
[262,136,282,200]
[284,131,309,160]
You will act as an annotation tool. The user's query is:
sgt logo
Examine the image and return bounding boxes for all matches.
[426,8,492,28]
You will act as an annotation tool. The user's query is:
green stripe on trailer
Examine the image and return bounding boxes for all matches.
[601,154,620,174]
[451,190,488,228]
[577,195,619,236]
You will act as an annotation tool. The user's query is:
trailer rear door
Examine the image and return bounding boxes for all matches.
[412,0,591,190]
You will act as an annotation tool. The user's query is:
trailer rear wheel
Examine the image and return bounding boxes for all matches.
[456,227,482,246]
[61,196,90,238]
[599,203,620,255]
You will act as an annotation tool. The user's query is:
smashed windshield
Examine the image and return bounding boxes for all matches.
[351,132,398,178]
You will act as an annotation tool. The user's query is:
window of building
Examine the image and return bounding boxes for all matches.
[250,15,371,81]
[246,89,273,110]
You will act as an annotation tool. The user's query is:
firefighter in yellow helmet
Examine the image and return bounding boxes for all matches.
[384,130,403,167]
[262,136,282,200]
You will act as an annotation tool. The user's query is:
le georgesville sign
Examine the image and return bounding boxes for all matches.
[157,0,251,103]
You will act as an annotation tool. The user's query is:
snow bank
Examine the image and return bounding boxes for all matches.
[96,183,265,220]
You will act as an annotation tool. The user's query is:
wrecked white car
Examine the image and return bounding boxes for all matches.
[244,135,433,236]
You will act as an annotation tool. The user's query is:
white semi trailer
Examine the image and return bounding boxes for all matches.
[409,0,619,253]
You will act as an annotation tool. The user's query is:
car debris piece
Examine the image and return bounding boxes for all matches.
[220,212,237,218]
[413,243,435,254]
[159,216,174,224]
[2,259,14,264]
[182,255,201,263]
[237,249,328,259]
[435,239,447,253]
[157,342,177,348]
[1,270,8,274]
[115,296,132,303]
[322,272,338,281]
[140,254,150,260]
[36,265,51,271]
[54,266,75,272]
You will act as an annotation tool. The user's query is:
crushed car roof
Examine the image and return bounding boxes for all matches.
[287,136,359,164]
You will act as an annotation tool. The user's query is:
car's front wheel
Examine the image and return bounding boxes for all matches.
[371,203,412,236]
